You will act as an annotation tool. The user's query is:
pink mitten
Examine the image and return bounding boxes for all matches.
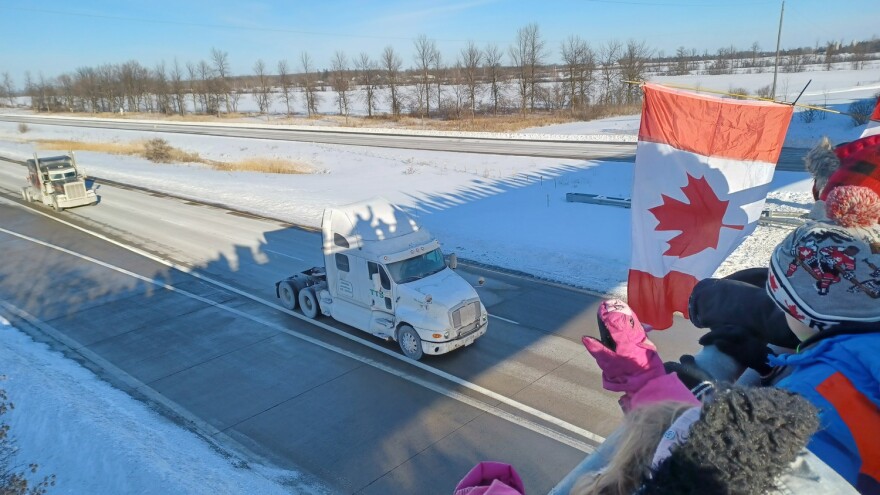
[583,299,666,397]
[453,461,525,495]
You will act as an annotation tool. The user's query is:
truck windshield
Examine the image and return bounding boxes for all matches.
[49,170,77,181]
[386,248,446,284]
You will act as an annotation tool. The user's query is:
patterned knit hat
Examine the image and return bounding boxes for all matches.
[767,186,880,331]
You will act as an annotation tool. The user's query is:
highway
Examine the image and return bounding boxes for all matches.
[0,157,702,494]
[0,113,810,171]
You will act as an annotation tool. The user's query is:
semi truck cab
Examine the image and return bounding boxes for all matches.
[276,199,488,360]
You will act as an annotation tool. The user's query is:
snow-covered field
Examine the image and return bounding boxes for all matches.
[0,65,878,494]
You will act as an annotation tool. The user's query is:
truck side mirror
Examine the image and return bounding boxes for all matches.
[447,253,458,270]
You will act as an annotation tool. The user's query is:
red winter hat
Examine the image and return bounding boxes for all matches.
[819,133,880,204]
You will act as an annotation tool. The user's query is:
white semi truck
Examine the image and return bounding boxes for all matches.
[21,153,98,211]
[275,199,488,360]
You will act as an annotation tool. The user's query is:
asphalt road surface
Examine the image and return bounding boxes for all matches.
[0,113,810,170]
[0,153,704,494]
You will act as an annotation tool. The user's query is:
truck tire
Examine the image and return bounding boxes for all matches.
[278,281,298,310]
[298,288,319,319]
[397,325,424,361]
[52,197,63,212]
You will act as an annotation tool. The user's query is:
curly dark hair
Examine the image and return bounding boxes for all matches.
[642,387,819,495]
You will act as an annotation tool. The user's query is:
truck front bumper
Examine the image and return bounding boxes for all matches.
[421,321,488,356]
[58,192,98,208]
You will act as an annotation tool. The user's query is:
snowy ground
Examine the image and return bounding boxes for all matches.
[0,66,878,494]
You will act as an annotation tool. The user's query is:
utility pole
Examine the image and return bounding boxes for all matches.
[771,0,785,100]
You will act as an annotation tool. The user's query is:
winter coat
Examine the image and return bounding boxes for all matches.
[771,331,880,494]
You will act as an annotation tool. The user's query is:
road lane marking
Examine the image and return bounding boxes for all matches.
[489,314,519,325]
[0,221,603,452]
[263,248,304,261]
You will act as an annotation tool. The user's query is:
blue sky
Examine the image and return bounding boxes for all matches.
[0,0,876,82]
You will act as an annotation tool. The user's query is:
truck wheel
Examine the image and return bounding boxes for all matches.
[52,197,63,212]
[278,281,298,310]
[397,325,424,361]
[298,288,319,319]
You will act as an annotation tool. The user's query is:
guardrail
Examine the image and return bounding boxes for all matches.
[565,192,808,228]
[565,192,632,208]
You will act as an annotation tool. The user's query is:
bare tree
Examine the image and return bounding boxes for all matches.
[459,41,482,118]
[381,45,402,117]
[211,48,231,115]
[561,35,595,113]
[1,72,14,107]
[671,46,690,75]
[300,51,320,117]
[509,23,546,113]
[354,52,379,117]
[169,59,186,115]
[330,51,351,118]
[597,40,621,106]
[784,48,807,73]
[23,71,34,110]
[252,59,271,115]
[277,59,294,117]
[750,42,761,68]
[433,49,446,114]
[851,41,868,70]
[824,41,836,70]
[186,62,199,113]
[413,34,437,118]
[197,59,217,114]
[483,43,504,115]
[153,62,171,114]
[618,39,653,104]
[446,62,466,120]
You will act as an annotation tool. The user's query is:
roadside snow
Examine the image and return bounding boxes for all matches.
[0,316,318,495]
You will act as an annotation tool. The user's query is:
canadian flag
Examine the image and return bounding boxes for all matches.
[860,97,880,138]
[628,83,793,329]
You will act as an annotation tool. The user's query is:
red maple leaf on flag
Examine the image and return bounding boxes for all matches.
[649,174,744,258]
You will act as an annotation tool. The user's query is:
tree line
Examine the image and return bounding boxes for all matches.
[2,25,878,121]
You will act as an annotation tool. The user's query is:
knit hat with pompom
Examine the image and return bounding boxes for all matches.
[820,133,880,207]
[766,181,880,333]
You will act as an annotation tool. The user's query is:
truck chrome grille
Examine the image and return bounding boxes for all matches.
[452,300,481,336]
[64,182,87,200]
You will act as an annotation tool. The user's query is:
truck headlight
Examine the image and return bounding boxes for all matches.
[444,331,450,338]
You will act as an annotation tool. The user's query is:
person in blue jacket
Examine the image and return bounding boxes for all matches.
[763,183,880,494]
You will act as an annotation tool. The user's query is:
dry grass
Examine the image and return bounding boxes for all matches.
[33,138,312,174]
[36,139,144,154]
[211,157,313,174]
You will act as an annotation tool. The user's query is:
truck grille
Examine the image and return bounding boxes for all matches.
[452,300,481,336]
[64,182,87,200]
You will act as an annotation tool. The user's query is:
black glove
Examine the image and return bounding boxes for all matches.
[665,354,716,401]
[688,275,800,349]
[698,325,775,376]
